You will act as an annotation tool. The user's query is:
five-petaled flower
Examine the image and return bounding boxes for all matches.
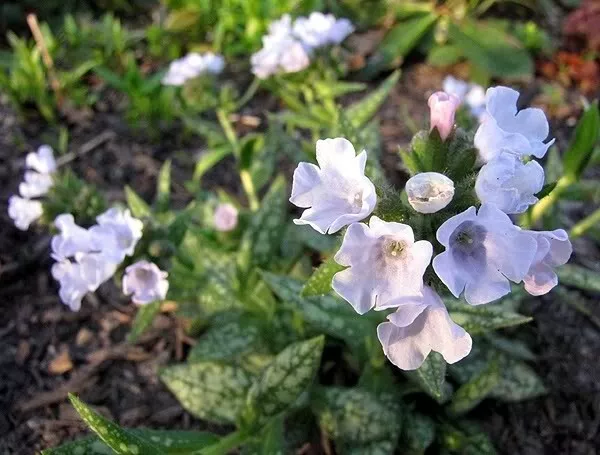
[475,151,545,214]
[433,204,538,305]
[377,286,472,370]
[332,216,433,314]
[524,229,572,296]
[123,260,169,305]
[475,86,555,162]
[290,137,376,234]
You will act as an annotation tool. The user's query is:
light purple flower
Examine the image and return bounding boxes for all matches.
[162,52,225,86]
[428,91,460,140]
[474,86,555,162]
[433,204,537,305]
[123,260,169,305]
[26,145,56,174]
[475,151,545,214]
[332,216,433,314]
[90,207,143,262]
[8,195,43,231]
[377,286,472,370]
[523,229,572,296]
[290,138,376,234]
[51,214,98,260]
[214,203,238,232]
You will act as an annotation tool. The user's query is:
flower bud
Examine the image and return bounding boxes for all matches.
[214,203,238,232]
[406,172,455,214]
[428,91,460,140]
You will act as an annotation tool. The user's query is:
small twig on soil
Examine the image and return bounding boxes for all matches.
[15,341,154,413]
[56,130,116,167]
[26,14,63,107]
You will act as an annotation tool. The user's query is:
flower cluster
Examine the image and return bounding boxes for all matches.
[162,52,225,86]
[50,207,158,311]
[443,75,486,120]
[8,146,56,231]
[251,13,354,79]
[290,86,571,370]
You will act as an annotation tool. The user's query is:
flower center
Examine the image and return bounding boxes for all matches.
[382,237,408,260]
[449,221,487,266]
[349,191,363,213]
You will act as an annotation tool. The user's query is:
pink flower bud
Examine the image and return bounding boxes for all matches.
[428,91,460,141]
[214,203,238,232]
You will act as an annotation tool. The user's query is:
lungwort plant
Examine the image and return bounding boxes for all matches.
[18,77,598,454]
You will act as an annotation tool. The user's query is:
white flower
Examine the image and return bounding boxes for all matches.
[474,86,555,162]
[251,35,310,79]
[51,214,99,260]
[443,76,470,100]
[214,203,238,232]
[19,171,53,198]
[377,286,472,370]
[90,207,143,262]
[332,216,433,314]
[465,84,486,119]
[442,76,486,120]
[293,12,354,49]
[290,138,376,234]
[523,229,572,296]
[26,145,56,174]
[475,151,544,214]
[52,253,118,311]
[406,172,455,214]
[8,195,43,231]
[433,204,537,305]
[122,260,169,305]
[162,52,225,86]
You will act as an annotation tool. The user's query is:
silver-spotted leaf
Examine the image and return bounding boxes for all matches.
[444,299,532,335]
[405,352,449,403]
[400,412,436,455]
[347,71,400,128]
[556,264,600,293]
[160,362,255,424]
[246,336,324,425]
[188,315,262,363]
[312,387,402,445]
[301,257,345,297]
[68,394,162,455]
[448,357,501,415]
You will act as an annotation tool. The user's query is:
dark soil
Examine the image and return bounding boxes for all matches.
[1,66,599,455]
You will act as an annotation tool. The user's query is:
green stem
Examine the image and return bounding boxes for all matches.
[240,169,259,211]
[523,175,573,228]
[570,207,600,238]
[217,109,239,153]
[235,78,260,111]
[199,430,247,455]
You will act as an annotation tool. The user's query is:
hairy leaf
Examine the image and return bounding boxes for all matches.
[301,257,345,297]
[445,299,532,334]
[557,264,600,293]
[125,185,151,218]
[127,301,161,343]
[405,352,449,403]
[448,357,500,415]
[347,70,401,127]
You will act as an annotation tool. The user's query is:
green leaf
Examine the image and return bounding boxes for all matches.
[439,421,497,455]
[344,439,396,455]
[253,416,286,455]
[400,412,436,455]
[261,272,376,354]
[448,20,533,78]
[491,360,546,401]
[360,14,437,79]
[240,175,287,268]
[192,145,232,184]
[127,301,161,343]
[536,181,557,199]
[427,44,463,67]
[155,159,171,212]
[562,101,600,180]
[188,314,262,363]
[405,352,449,403]
[445,299,532,334]
[245,336,325,425]
[556,264,600,293]
[42,430,219,454]
[448,357,500,415]
[68,394,162,455]
[160,362,255,425]
[347,70,401,127]
[301,257,345,297]
[312,386,402,445]
[125,185,151,218]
